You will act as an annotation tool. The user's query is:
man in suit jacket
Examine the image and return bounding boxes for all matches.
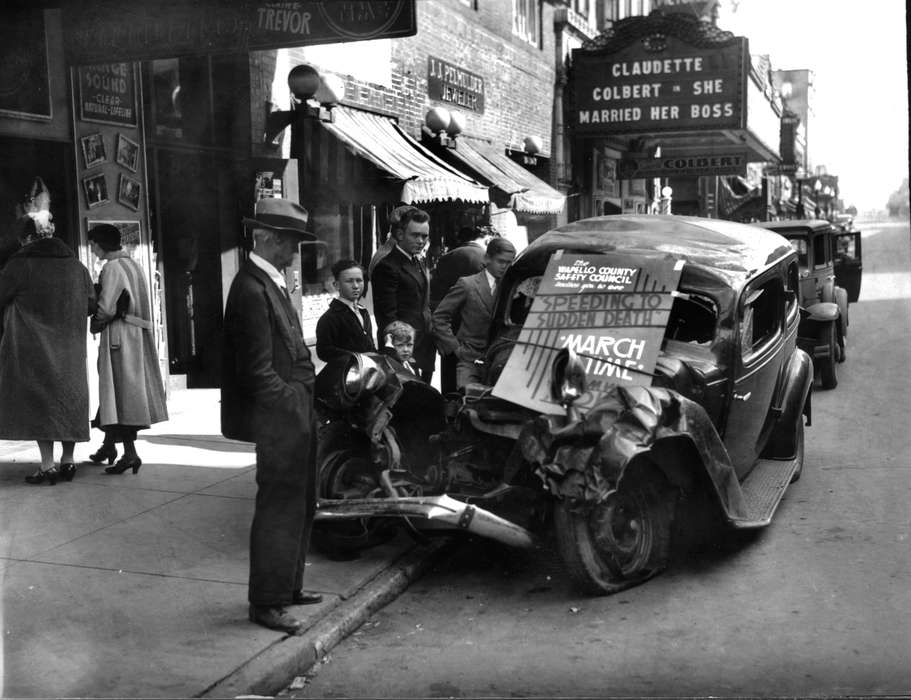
[429,227,487,393]
[429,226,487,309]
[432,237,517,388]
[370,207,436,382]
[316,259,375,364]
[221,198,323,635]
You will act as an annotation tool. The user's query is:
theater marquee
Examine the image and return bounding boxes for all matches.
[572,32,748,135]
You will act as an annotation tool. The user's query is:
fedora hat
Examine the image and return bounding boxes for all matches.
[243,198,315,239]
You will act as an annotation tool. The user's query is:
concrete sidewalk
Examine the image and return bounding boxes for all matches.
[0,389,444,698]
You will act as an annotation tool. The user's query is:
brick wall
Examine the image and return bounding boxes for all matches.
[284,0,556,157]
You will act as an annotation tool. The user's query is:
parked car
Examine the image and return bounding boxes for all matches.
[315,215,813,596]
[754,220,853,389]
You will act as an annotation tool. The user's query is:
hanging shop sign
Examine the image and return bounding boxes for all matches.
[427,56,485,114]
[64,0,417,65]
[77,63,138,126]
[572,26,748,135]
[617,152,748,179]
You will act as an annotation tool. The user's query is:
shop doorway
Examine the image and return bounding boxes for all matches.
[151,148,244,388]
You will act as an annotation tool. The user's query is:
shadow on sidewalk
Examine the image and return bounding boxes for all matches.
[143,434,255,453]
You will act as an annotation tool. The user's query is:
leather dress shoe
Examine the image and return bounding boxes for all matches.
[292,590,323,605]
[248,605,302,634]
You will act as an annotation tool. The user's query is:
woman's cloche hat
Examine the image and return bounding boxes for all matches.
[242,198,315,239]
[87,223,122,251]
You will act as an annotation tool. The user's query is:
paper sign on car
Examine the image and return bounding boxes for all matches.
[492,250,683,414]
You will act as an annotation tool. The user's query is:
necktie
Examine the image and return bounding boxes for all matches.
[490,279,497,297]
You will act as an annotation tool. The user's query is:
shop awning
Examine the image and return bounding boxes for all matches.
[322,106,489,205]
[448,138,566,214]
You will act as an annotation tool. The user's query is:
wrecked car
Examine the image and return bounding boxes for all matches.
[313,215,813,596]
[754,219,855,389]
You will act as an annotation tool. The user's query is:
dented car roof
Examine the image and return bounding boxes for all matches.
[512,215,794,290]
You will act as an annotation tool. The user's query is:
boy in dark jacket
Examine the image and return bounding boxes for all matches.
[315,259,375,363]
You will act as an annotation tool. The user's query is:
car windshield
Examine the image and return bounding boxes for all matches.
[508,276,541,325]
[665,291,717,346]
[506,276,717,347]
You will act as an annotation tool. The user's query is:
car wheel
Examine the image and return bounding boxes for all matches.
[819,323,838,389]
[312,451,397,556]
[554,464,675,596]
[789,419,805,483]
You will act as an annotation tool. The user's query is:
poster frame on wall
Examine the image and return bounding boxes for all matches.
[76,62,139,127]
[0,9,52,120]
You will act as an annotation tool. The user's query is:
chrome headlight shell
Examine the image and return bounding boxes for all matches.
[341,353,388,405]
[550,347,587,408]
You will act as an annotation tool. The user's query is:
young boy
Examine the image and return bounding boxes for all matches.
[316,259,375,363]
[381,320,420,377]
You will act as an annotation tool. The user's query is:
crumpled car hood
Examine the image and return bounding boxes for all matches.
[518,384,747,518]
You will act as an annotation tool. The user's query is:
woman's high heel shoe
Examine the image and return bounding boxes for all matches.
[89,444,118,465]
[59,462,77,482]
[105,456,141,475]
[25,467,59,485]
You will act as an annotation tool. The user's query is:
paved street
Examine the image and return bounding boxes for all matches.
[285,218,911,698]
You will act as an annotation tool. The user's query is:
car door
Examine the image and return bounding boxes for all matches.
[834,230,863,302]
[812,230,838,303]
[722,272,787,478]
[786,234,816,306]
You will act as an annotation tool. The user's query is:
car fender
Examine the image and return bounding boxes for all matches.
[834,286,849,341]
[518,385,752,523]
[761,348,813,459]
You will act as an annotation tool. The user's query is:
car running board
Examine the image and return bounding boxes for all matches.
[730,455,801,529]
[315,494,537,549]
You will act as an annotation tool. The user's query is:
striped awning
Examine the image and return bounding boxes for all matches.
[321,106,489,205]
[454,139,566,215]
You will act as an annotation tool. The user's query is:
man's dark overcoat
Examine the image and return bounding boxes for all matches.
[429,242,486,309]
[221,259,316,606]
[0,237,95,441]
[371,246,435,377]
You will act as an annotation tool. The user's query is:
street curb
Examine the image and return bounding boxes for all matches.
[197,538,452,699]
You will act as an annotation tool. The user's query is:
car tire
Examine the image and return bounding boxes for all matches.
[312,451,397,556]
[819,323,838,389]
[553,463,675,596]
[789,419,805,483]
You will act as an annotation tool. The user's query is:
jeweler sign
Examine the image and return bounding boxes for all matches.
[618,152,748,179]
[492,251,683,415]
[427,56,485,114]
[64,0,417,65]
[571,35,748,135]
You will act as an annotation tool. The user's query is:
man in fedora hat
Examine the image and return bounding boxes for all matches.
[221,198,323,634]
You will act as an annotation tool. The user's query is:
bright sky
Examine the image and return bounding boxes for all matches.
[721,0,909,211]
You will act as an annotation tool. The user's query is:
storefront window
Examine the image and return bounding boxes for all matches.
[150,57,210,143]
[148,54,248,147]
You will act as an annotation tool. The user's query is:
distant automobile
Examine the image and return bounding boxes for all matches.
[754,219,856,389]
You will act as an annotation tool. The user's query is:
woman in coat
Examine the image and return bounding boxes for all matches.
[87,224,167,475]
[0,215,96,484]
